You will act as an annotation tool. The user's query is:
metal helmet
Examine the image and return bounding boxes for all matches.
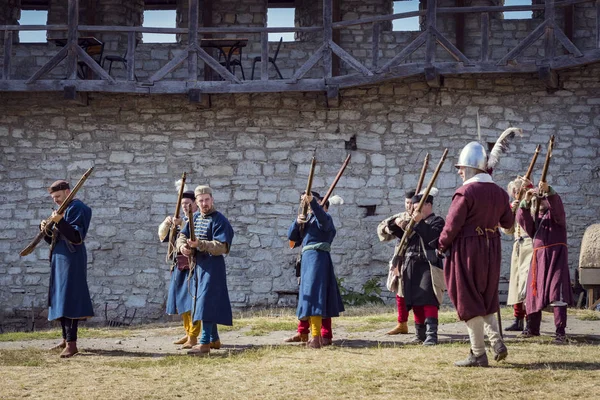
[455,141,488,171]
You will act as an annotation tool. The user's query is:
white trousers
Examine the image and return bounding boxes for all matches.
[465,313,502,357]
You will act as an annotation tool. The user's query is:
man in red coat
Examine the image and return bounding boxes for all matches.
[438,142,515,367]
[516,180,573,344]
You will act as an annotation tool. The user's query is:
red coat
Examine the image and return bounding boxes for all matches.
[439,178,514,321]
[517,192,573,313]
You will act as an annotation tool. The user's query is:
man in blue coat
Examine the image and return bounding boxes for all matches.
[177,185,234,356]
[288,191,345,349]
[41,180,93,358]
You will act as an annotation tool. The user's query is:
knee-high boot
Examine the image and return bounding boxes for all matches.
[423,317,438,346]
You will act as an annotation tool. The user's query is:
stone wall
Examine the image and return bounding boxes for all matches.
[1,65,599,328]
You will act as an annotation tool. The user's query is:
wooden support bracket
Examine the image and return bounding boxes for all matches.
[188,88,210,107]
[538,66,559,90]
[424,66,442,88]
[63,85,88,105]
[326,85,340,108]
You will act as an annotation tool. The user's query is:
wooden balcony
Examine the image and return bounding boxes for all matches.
[1,0,599,103]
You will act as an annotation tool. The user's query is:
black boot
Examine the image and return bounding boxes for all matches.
[410,323,426,344]
[423,317,438,346]
[504,317,524,332]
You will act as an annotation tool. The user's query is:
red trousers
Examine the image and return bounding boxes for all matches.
[412,305,438,324]
[396,295,408,323]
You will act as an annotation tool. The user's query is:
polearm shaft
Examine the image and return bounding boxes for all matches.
[415,153,430,194]
[19,167,94,257]
[513,144,541,213]
[290,156,317,249]
[167,172,187,264]
[534,135,555,217]
[321,154,351,206]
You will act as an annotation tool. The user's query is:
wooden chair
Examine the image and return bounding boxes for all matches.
[251,37,284,80]
[78,43,104,79]
[102,49,138,80]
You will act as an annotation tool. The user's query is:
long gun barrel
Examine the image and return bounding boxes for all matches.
[321,154,351,206]
[393,149,448,261]
[289,157,317,249]
[166,172,187,265]
[19,167,94,257]
[415,153,430,194]
[513,144,541,213]
[534,135,555,216]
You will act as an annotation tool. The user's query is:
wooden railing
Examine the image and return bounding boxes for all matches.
[0,0,599,97]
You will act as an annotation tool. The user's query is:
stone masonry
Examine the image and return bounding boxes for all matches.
[1,65,599,327]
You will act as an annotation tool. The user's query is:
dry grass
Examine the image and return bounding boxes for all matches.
[1,307,599,399]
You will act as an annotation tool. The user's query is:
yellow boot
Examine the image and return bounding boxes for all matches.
[386,322,409,335]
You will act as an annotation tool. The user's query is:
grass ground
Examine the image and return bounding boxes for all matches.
[1,306,599,400]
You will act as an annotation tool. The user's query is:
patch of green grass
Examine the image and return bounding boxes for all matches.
[572,310,600,321]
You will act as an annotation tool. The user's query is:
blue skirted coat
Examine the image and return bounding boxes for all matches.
[163,218,193,316]
[288,197,345,319]
[46,199,94,321]
[181,210,234,326]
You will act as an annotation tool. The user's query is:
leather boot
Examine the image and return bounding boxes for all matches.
[50,339,66,351]
[410,323,426,344]
[492,341,508,361]
[423,318,438,346]
[283,332,308,343]
[322,337,333,346]
[306,336,322,349]
[59,341,79,358]
[173,335,188,345]
[188,343,210,356]
[210,340,221,349]
[181,336,198,349]
[454,350,489,367]
[386,321,409,335]
[504,317,524,332]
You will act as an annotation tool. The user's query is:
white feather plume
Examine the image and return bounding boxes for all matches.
[174,179,189,193]
[487,127,523,170]
[418,187,438,198]
[328,195,344,205]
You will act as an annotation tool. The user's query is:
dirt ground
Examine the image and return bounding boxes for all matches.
[1,311,598,355]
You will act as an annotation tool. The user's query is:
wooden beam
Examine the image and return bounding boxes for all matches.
[63,85,89,105]
[481,13,489,62]
[372,22,380,69]
[74,45,117,83]
[261,31,269,81]
[376,31,427,73]
[424,66,441,88]
[326,84,340,108]
[25,46,69,83]
[554,25,583,57]
[539,66,559,89]
[290,43,326,82]
[329,41,373,76]
[188,0,199,82]
[497,21,547,65]
[3,30,12,80]
[431,26,473,65]
[149,49,189,83]
[188,88,210,107]
[564,4,574,41]
[597,0,600,50]
[425,0,437,65]
[193,44,242,83]
[455,0,465,53]
[332,0,341,77]
[544,0,556,63]
[126,31,136,81]
[323,0,333,79]
[66,0,79,80]
[203,0,214,82]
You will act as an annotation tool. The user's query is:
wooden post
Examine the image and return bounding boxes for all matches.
[3,30,12,80]
[126,31,136,81]
[261,31,268,80]
[544,0,556,62]
[372,22,380,69]
[425,0,437,65]
[66,0,79,80]
[203,0,214,82]
[323,0,333,79]
[481,13,489,62]
[564,4,574,41]
[455,0,465,53]
[597,0,600,50]
[188,0,199,82]
[332,0,341,77]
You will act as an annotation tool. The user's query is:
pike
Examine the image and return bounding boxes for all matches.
[19,167,94,257]
[534,135,555,217]
[166,172,187,267]
[320,154,351,206]
[392,149,448,264]
[289,156,316,249]
[512,144,541,213]
[415,153,430,194]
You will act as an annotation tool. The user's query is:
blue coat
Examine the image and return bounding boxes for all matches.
[164,218,193,315]
[288,198,345,319]
[47,199,94,321]
[181,210,234,326]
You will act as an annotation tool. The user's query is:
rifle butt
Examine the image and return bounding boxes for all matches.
[19,230,46,257]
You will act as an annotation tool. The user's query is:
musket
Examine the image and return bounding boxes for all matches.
[392,149,448,263]
[186,206,196,277]
[19,167,94,257]
[414,153,430,194]
[290,156,316,249]
[166,172,187,265]
[513,144,541,213]
[534,135,555,217]
[320,154,351,206]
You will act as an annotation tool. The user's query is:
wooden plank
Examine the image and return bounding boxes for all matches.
[332,10,423,28]
[323,0,333,79]
[193,44,242,83]
[188,0,199,82]
[3,30,12,80]
[127,31,136,81]
[66,0,79,80]
[0,24,68,31]
[481,13,489,62]
[74,45,116,84]
[372,22,380,69]
[77,25,320,34]
[148,48,189,82]
[425,0,437,65]
[554,25,583,57]
[455,0,465,53]
[497,21,547,65]
[431,26,473,65]
[329,41,373,75]
[290,43,326,82]
[25,46,69,84]
[326,84,340,108]
[261,31,269,81]
[539,66,559,89]
[376,31,427,73]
